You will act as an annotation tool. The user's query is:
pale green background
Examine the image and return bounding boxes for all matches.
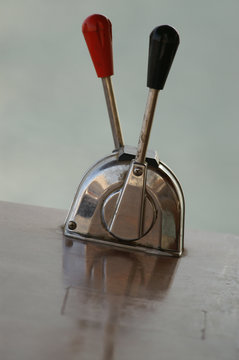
[0,0,238,235]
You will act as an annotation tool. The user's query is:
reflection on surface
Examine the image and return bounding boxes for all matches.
[63,239,178,299]
[62,238,179,360]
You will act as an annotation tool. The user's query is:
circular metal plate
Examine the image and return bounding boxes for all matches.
[102,189,156,241]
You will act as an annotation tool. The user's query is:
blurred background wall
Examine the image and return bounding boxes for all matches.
[0,0,238,235]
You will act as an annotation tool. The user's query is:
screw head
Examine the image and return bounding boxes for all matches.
[133,167,143,176]
[68,221,77,230]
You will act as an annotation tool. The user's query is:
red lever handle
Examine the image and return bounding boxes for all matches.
[82,14,113,78]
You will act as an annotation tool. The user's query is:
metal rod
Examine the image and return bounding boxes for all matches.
[102,77,124,150]
[135,88,159,164]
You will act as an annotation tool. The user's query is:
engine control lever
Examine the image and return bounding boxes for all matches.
[107,26,180,241]
[64,16,185,257]
[82,14,124,150]
[136,25,179,164]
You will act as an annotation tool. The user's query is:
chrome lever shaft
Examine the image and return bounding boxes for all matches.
[102,77,124,150]
[135,88,159,164]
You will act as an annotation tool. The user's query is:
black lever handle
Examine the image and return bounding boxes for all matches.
[147,25,179,90]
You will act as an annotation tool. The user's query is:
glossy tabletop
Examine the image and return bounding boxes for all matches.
[0,201,238,360]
